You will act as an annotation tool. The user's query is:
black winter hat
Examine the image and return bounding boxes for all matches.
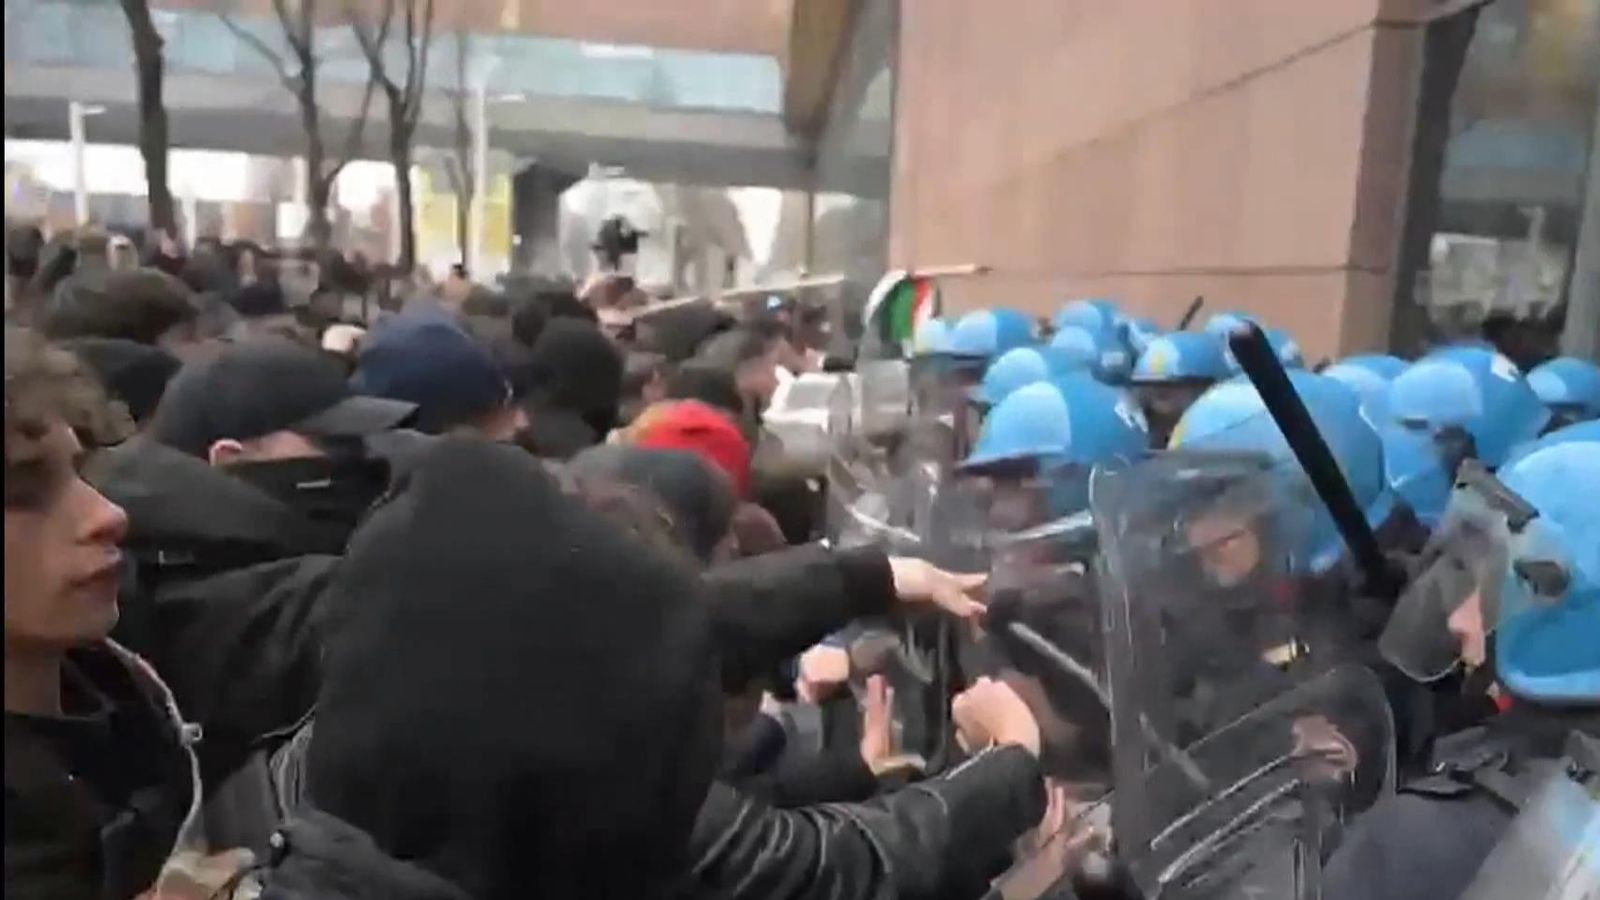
[306,438,721,900]
[525,318,623,436]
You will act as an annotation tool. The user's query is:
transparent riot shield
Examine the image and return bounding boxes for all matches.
[1456,733,1600,900]
[977,470,1111,783]
[1090,452,1394,898]
[1378,459,1570,685]
[909,353,986,464]
[1117,667,1395,899]
[1378,463,1515,683]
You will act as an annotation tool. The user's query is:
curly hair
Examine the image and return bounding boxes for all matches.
[5,327,132,506]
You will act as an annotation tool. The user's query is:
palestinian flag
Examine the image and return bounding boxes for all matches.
[863,270,942,356]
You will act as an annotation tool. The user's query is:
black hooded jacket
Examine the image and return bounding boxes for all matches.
[265,439,723,900]
[4,641,201,900]
[86,439,348,791]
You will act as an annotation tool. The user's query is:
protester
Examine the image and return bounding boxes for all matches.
[693,325,787,418]
[254,439,1052,900]
[60,337,183,427]
[41,268,202,357]
[628,399,753,498]
[258,438,724,899]
[3,327,204,899]
[94,338,414,814]
[619,350,670,425]
[519,317,624,458]
[352,313,525,440]
[570,445,739,564]
[226,280,299,341]
[665,362,748,422]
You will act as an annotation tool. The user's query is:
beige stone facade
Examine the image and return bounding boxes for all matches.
[886,0,1453,359]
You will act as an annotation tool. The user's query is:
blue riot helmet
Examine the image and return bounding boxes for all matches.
[972,347,1053,407]
[1053,298,1122,336]
[1322,354,1407,418]
[1505,418,1600,468]
[1202,310,1259,338]
[948,308,1036,362]
[1380,445,1599,702]
[1494,442,1600,701]
[1171,371,1398,574]
[1129,331,1232,448]
[961,374,1147,517]
[1380,345,1550,526]
[1046,326,1100,373]
[1222,326,1304,375]
[962,374,1147,472]
[911,311,1028,447]
[1119,316,1163,357]
[1526,356,1600,428]
[1047,323,1133,384]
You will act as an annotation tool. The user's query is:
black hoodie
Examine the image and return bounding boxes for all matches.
[278,439,722,900]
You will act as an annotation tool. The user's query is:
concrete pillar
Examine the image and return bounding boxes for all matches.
[1562,99,1600,361]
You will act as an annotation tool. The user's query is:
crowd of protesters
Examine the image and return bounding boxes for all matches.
[4,223,1061,900]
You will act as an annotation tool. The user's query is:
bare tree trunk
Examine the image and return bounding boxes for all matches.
[454,170,471,268]
[119,0,176,234]
[299,69,334,253]
[220,0,374,256]
[450,30,474,268]
[392,131,417,270]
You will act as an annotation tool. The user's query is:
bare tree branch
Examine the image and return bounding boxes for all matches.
[324,63,379,188]
[218,9,294,88]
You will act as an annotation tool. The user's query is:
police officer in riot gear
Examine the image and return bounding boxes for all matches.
[1322,441,1600,900]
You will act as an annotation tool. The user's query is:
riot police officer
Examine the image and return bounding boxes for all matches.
[1323,439,1600,900]
[1526,355,1600,429]
[1378,344,1551,527]
[1126,331,1231,448]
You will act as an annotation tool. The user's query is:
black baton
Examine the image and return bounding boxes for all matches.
[1227,323,1404,600]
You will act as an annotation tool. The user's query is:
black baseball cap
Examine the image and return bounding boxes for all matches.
[149,336,416,457]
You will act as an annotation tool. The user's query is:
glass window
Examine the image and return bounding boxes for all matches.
[1398,0,1599,363]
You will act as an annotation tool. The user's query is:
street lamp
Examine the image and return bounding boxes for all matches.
[468,55,523,276]
[68,101,107,225]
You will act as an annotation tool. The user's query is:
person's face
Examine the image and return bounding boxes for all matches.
[1186,511,1262,588]
[208,429,327,467]
[468,403,530,443]
[1447,588,1489,670]
[5,421,129,653]
[738,344,783,408]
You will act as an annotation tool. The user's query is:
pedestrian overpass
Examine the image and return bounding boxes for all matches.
[3,0,810,189]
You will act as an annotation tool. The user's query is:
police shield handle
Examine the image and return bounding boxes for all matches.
[1226,322,1406,601]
